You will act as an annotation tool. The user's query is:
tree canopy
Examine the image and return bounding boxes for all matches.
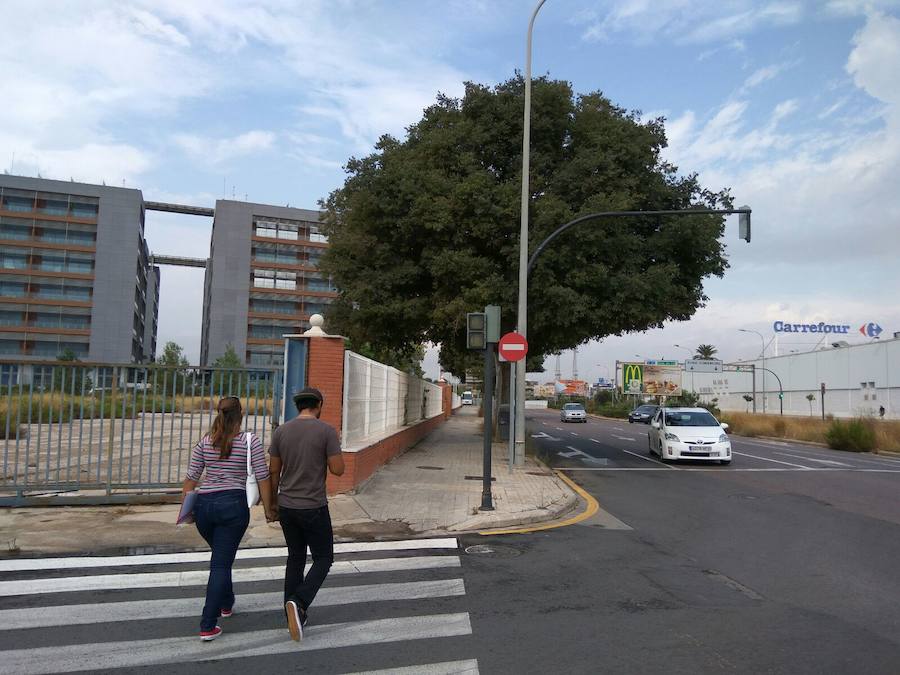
[320,75,732,375]
[695,344,718,359]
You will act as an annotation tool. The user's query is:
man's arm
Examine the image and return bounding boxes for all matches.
[269,455,282,501]
[327,453,345,476]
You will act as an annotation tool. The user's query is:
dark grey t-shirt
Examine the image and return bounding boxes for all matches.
[269,417,342,509]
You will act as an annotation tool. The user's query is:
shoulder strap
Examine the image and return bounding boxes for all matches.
[245,432,254,473]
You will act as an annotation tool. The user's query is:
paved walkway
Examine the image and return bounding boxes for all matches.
[0,410,578,555]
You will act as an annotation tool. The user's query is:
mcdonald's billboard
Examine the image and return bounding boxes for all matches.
[623,363,643,394]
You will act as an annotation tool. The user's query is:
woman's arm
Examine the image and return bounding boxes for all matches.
[257,477,277,521]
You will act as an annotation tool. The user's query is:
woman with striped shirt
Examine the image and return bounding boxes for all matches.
[182,396,276,641]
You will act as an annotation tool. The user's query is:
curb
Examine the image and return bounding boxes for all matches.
[445,489,580,534]
[477,471,599,536]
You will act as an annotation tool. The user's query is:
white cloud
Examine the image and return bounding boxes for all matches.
[577,0,805,45]
[663,10,900,273]
[174,130,276,166]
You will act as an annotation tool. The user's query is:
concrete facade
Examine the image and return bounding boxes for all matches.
[620,336,900,419]
[201,200,334,366]
[0,175,158,363]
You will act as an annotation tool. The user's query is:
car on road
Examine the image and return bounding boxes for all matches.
[560,402,587,423]
[461,391,474,406]
[648,407,731,464]
[628,404,659,424]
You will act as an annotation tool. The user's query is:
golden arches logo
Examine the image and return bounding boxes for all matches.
[623,364,643,392]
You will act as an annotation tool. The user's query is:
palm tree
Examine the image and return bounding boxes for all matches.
[806,393,815,416]
[695,344,718,359]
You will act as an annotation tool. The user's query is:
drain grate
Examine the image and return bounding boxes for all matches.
[416,466,445,471]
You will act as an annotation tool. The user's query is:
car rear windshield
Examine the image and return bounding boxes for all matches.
[665,411,719,427]
[637,405,657,412]
[564,404,585,410]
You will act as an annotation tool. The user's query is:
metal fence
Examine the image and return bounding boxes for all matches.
[342,351,443,448]
[0,361,282,505]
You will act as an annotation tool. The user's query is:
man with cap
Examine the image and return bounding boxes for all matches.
[268,387,345,642]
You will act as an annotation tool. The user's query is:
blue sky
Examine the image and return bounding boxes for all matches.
[3,1,899,376]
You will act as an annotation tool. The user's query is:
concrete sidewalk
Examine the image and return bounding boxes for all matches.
[0,410,579,556]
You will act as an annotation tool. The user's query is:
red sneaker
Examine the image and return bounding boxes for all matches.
[220,607,233,618]
[200,626,222,641]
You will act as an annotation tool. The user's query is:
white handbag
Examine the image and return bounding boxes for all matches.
[245,432,260,507]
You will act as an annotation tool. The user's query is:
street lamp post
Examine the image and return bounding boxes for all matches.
[739,328,766,413]
[514,0,549,467]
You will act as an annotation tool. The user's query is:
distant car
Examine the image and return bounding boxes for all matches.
[628,404,659,424]
[648,407,731,465]
[560,402,587,423]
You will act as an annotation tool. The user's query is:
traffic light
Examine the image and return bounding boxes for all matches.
[778,392,784,400]
[739,205,751,243]
[467,312,486,350]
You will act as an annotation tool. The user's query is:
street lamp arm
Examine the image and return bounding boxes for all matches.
[526,208,750,278]
[755,366,783,397]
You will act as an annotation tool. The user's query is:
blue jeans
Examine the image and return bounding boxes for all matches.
[194,490,250,631]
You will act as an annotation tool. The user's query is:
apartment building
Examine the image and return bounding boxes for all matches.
[0,175,159,364]
[200,200,335,367]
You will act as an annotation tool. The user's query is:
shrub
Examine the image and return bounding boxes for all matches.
[825,418,876,452]
[773,419,787,436]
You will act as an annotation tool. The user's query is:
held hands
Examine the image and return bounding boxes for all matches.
[265,505,279,523]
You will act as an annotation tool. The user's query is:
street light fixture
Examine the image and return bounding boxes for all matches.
[739,328,766,413]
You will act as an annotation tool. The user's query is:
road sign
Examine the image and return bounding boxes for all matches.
[645,359,678,366]
[498,332,528,362]
[685,358,723,373]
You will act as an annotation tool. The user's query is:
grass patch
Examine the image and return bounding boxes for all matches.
[825,419,877,452]
[720,412,900,453]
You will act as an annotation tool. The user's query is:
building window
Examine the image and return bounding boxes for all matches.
[1,192,34,212]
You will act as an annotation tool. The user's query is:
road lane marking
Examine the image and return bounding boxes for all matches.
[570,432,579,436]
[612,435,636,442]
[0,539,459,573]
[346,660,480,675]
[0,556,461,597]
[774,452,851,467]
[612,427,626,432]
[620,448,675,468]
[555,427,564,431]
[0,613,473,675]
[731,451,813,469]
[0,579,467,631]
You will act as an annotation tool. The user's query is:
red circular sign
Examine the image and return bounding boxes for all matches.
[498,332,529,362]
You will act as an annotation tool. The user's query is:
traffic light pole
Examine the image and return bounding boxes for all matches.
[481,342,496,510]
[755,366,784,415]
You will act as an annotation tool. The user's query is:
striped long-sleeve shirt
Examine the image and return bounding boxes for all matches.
[186,432,270,494]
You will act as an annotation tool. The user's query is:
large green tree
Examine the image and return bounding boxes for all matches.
[320,75,731,375]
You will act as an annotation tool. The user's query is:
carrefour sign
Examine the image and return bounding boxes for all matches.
[773,321,883,337]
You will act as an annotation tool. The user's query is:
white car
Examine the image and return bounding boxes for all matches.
[648,407,731,465]
[560,403,587,423]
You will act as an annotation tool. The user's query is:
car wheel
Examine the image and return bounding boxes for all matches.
[629,419,633,424]
[720,460,731,465]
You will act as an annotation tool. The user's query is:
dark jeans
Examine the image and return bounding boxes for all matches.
[194,490,250,631]
[280,504,334,610]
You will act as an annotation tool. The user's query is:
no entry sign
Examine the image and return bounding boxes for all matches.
[498,332,528,362]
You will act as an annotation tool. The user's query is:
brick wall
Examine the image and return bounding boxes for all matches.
[304,336,451,494]
[326,413,445,494]
[306,336,345,433]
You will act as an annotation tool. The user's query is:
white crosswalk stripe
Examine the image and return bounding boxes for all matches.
[0,538,479,675]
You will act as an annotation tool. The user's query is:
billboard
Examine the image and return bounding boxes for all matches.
[643,364,681,396]
[623,363,643,394]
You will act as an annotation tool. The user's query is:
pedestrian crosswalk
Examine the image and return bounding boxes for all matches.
[0,537,479,675]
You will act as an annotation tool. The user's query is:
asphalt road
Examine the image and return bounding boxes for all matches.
[453,409,900,673]
[2,412,899,674]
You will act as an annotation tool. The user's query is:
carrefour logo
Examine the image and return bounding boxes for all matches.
[773,320,883,336]
[773,321,850,334]
[860,322,883,338]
